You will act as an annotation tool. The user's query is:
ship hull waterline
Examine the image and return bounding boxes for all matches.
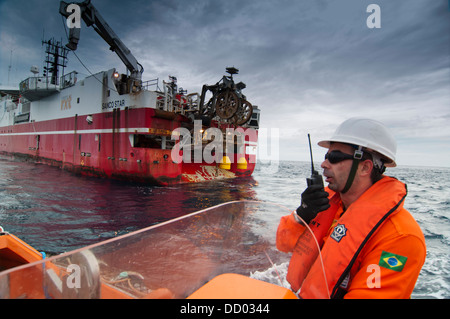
[0,107,257,186]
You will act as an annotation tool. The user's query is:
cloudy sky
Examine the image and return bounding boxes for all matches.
[1,0,449,167]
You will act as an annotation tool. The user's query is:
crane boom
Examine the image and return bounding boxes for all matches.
[59,0,143,86]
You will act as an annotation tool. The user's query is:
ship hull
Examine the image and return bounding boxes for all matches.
[0,107,257,185]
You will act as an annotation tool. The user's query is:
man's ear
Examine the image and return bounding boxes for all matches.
[359,159,374,177]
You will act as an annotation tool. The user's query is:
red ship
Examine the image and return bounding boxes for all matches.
[0,1,259,185]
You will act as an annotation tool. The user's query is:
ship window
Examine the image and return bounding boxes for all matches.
[133,134,162,149]
[132,134,174,150]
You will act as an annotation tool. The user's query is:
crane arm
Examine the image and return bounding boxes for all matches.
[59,0,143,82]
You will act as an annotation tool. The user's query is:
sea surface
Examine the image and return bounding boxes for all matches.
[0,158,448,298]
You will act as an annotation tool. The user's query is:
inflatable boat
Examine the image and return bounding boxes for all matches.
[0,201,326,299]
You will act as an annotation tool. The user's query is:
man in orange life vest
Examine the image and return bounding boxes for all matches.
[276,118,426,298]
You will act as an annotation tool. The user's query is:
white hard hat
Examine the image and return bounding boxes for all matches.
[318,117,397,167]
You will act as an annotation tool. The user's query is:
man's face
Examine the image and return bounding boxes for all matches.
[321,143,355,192]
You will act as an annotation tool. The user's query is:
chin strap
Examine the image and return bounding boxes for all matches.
[341,146,364,194]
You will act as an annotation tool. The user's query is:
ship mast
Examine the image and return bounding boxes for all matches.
[42,38,69,86]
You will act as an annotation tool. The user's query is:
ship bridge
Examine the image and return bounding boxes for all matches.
[19,77,59,101]
[19,71,77,102]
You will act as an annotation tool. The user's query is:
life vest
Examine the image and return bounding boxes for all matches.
[287,176,407,299]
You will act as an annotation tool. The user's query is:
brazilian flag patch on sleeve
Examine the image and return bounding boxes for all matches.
[379,251,408,272]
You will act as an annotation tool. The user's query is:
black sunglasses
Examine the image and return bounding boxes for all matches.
[324,150,355,164]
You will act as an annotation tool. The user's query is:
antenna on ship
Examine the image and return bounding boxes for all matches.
[7,49,13,86]
[41,38,69,85]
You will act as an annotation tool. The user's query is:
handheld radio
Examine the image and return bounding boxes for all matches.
[306,134,324,188]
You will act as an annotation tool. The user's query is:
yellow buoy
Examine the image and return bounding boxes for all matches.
[237,157,247,170]
[219,156,231,170]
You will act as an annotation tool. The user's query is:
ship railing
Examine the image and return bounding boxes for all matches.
[19,77,59,101]
[185,93,200,113]
[142,78,200,115]
[20,77,58,92]
[156,89,200,116]
[60,71,78,90]
[141,78,161,92]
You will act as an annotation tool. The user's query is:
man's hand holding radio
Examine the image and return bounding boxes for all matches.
[296,185,330,224]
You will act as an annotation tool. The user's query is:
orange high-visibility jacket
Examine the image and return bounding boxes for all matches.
[276,176,426,299]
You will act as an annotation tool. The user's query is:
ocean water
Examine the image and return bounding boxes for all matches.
[0,158,448,298]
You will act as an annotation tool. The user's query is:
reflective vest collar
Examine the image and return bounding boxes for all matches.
[299,176,407,299]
